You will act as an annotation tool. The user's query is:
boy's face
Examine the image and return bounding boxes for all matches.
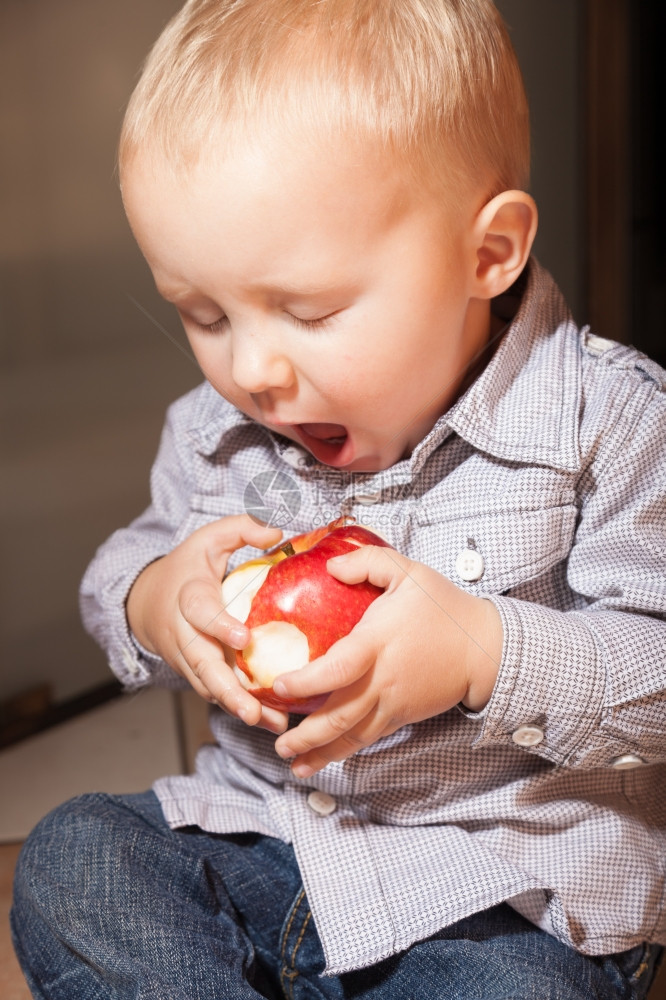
[124,135,491,472]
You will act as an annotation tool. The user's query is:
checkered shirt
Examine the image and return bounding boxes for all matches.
[80,259,666,975]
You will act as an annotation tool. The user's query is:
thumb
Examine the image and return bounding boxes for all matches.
[273,628,374,700]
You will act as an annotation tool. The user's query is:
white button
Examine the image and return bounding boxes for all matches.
[512,724,545,747]
[306,790,337,816]
[610,753,645,770]
[455,548,485,582]
[281,446,309,469]
[354,493,380,505]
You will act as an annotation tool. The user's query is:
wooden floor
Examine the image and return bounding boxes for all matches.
[1,843,31,1000]
[654,956,666,999]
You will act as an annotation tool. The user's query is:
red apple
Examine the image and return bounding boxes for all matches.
[221,518,392,712]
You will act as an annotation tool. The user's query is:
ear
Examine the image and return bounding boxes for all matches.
[471,190,538,299]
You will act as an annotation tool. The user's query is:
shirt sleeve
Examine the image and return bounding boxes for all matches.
[471,368,666,769]
[79,398,194,690]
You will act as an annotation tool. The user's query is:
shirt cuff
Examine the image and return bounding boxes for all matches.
[467,595,605,766]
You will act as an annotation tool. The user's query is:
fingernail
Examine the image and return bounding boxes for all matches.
[229,626,248,647]
[272,679,287,697]
[292,763,314,779]
[276,743,293,759]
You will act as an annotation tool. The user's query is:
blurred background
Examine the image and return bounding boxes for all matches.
[1,0,664,735]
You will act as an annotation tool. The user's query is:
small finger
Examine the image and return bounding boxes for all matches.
[179,579,249,648]
[179,639,262,724]
[283,705,388,778]
[327,545,409,590]
[202,516,283,579]
[257,704,290,735]
[274,685,371,760]
[175,624,288,731]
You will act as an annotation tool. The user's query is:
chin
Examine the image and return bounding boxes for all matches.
[346,445,410,473]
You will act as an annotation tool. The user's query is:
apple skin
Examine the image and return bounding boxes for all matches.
[221,519,392,712]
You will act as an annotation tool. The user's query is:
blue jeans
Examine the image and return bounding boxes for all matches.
[11,791,663,999]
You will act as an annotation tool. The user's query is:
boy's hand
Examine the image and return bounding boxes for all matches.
[127,515,288,733]
[273,546,503,776]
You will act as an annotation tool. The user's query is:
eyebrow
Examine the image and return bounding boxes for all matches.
[265,285,355,306]
[247,275,359,298]
[157,279,357,304]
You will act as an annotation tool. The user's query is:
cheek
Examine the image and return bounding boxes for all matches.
[188,337,230,384]
[323,362,403,420]
[308,326,417,411]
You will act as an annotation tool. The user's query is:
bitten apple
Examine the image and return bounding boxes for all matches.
[220,519,392,712]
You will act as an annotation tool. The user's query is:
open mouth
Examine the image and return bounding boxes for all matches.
[294,422,353,466]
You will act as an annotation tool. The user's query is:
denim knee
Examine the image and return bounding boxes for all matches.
[13,791,146,939]
[10,792,268,998]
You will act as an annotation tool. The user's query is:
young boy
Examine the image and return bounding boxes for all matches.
[12,1,666,997]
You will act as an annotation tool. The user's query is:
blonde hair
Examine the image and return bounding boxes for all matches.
[119,0,530,197]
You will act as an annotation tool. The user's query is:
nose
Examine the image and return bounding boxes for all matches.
[230,327,295,395]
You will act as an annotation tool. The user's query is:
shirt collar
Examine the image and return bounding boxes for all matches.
[187,385,255,454]
[413,258,583,474]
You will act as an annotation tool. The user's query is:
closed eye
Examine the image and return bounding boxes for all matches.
[197,316,228,334]
[287,311,340,331]
[191,310,339,334]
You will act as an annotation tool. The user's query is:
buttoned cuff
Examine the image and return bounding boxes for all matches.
[120,596,186,691]
[468,595,605,766]
[82,559,185,692]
